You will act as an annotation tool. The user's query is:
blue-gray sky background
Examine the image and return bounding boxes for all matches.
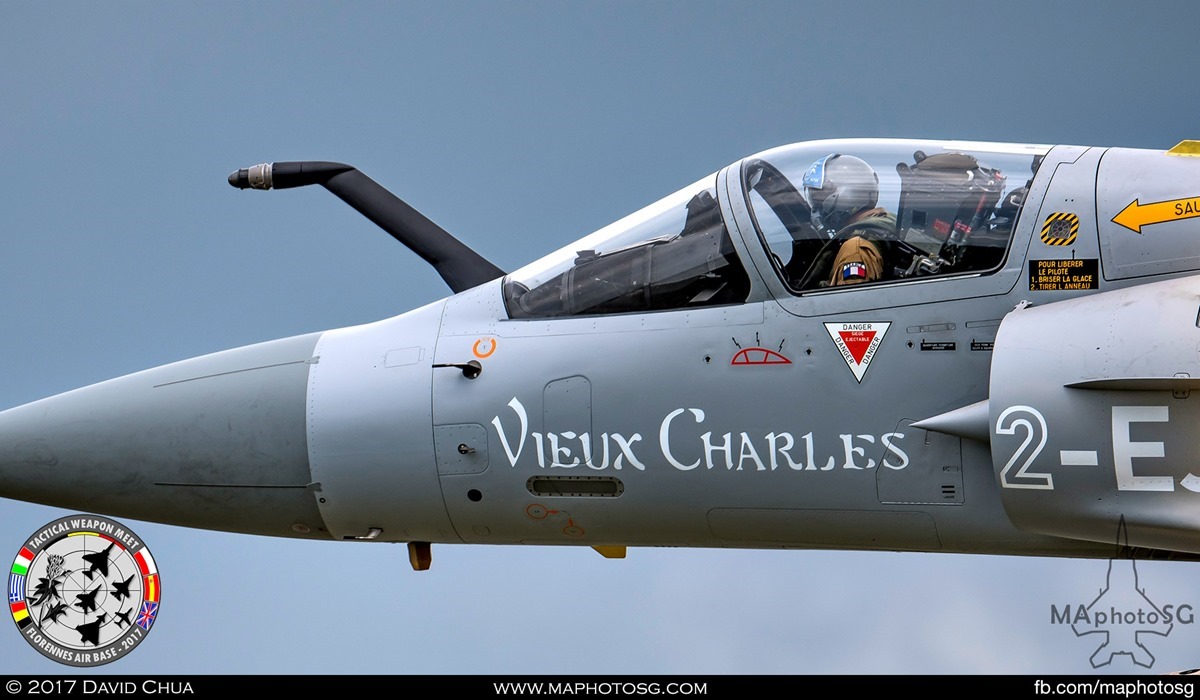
[2,1,1199,674]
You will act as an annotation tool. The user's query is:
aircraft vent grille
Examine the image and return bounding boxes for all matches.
[526,476,624,498]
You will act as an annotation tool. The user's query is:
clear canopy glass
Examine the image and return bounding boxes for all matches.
[743,139,1048,291]
[503,175,750,318]
[502,139,1050,319]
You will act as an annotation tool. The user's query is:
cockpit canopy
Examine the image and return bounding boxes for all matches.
[503,139,1048,319]
[745,139,1046,291]
[504,176,749,318]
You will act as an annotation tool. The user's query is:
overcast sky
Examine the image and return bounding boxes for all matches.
[3,1,1200,675]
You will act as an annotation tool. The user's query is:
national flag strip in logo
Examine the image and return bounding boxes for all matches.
[10,600,31,630]
[136,548,160,605]
[134,548,157,577]
[136,601,158,631]
[8,573,25,603]
[143,574,160,604]
[10,547,33,576]
[824,322,891,383]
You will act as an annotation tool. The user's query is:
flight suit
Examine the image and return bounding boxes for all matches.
[829,208,896,286]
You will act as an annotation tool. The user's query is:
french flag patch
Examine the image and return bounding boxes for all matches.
[841,262,867,281]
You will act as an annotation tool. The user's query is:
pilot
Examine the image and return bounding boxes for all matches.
[802,154,896,286]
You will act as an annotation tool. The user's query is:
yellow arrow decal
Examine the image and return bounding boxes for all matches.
[1112,196,1200,233]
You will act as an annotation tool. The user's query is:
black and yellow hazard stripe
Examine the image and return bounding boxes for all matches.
[1040,212,1079,246]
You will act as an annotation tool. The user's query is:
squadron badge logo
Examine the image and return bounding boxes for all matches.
[8,515,160,666]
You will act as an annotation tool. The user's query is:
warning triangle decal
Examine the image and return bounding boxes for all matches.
[824,322,891,383]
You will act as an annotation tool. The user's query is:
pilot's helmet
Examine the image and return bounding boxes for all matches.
[802,154,880,236]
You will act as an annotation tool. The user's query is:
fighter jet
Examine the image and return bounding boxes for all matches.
[75,614,107,646]
[81,542,113,581]
[113,608,132,629]
[110,574,134,602]
[2,138,1200,570]
[74,585,101,614]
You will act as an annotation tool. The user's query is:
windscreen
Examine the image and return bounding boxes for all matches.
[504,176,750,318]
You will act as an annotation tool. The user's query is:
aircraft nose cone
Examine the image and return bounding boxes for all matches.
[0,333,330,539]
